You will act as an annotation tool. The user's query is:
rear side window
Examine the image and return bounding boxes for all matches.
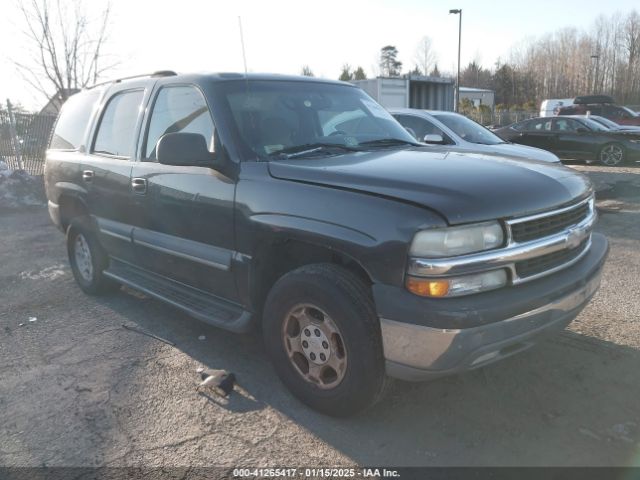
[526,118,552,131]
[553,118,581,132]
[93,90,144,158]
[144,86,214,160]
[50,90,101,150]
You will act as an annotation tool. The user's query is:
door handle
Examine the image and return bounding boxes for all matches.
[82,170,94,183]
[131,177,147,195]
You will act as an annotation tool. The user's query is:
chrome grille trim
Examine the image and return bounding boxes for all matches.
[506,195,593,244]
[407,195,596,285]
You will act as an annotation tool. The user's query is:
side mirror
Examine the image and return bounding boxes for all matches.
[157,132,217,167]
[575,127,588,133]
[423,133,445,144]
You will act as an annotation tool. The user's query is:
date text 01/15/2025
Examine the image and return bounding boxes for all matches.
[232,468,400,477]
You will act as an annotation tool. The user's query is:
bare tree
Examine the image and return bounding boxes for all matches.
[414,36,436,77]
[300,65,314,77]
[14,0,114,110]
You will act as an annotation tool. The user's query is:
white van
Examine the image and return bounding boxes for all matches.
[540,98,574,117]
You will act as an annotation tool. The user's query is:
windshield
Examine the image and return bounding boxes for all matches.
[432,112,505,145]
[622,106,639,117]
[590,116,620,129]
[217,80,416,160]
[581,117,609,131]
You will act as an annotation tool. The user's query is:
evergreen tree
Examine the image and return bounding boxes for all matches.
[379,46,402,76]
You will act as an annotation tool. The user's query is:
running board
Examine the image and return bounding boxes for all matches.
[104,259,253,333]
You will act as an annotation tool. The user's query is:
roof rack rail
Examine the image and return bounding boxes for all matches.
[88,70,177,89]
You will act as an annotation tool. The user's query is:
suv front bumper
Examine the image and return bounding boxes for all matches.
[375,232,609,381]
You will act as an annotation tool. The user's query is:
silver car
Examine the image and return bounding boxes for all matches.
[391,108,561,163]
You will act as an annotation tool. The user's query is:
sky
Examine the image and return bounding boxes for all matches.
[1,0,639,111]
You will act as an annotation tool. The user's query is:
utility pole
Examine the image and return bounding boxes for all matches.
[449,9,462,112]
[590,54,600,93]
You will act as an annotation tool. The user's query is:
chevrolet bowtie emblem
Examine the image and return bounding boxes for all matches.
[566,228,584,249]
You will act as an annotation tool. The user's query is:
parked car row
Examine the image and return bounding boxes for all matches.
[494,115,640,166]
[391,109,561,163]
[390,105,640,166]
[539,94,640,126]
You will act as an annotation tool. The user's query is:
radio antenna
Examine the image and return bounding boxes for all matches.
[238,16,248,76]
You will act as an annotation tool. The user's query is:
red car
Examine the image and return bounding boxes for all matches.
[558,95,640,126]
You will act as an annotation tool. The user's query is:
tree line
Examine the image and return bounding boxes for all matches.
[461,10,640,108]
[10,1,640,112]
[302,10,640,110]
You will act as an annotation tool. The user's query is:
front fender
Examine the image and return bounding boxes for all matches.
[234,163,447,290]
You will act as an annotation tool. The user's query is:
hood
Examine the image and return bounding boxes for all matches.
[419,142,559,163]
[267,148,592,225]
[608,130,640,138]
[483,143,560,162]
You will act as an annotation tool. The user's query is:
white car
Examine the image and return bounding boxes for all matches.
[391,108,561,163]
[540,98,574,117]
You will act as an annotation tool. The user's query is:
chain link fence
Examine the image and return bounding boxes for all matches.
[0,108,57,175]
[464,110,539,128]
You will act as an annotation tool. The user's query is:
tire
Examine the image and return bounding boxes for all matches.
[598,143,625,166]
[67,217,119,295]
[262,263,388,416]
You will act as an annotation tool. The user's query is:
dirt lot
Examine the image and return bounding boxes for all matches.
[1,165,639,469]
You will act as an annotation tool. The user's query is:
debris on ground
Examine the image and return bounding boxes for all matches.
[198,335,206,341]
[578,427,602,441]
[197,370,236,397]
[0,164,46,209]
[28,317,37,322]
[607,422,637,443]
[19,265,66,281]
[121,323,176,346]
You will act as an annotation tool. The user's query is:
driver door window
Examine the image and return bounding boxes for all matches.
[552,118,581,132]
[144,85,214,161]
[394,115,447,142]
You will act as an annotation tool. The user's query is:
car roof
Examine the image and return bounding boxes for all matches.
[88,71,353,89]
[388,108,458,117]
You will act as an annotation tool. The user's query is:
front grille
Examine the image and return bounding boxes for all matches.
[510,202,590,243]
[515,239,589,278]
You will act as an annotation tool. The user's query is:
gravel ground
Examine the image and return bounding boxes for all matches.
[0,165,639,470]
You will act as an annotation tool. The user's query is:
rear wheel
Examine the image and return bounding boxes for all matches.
[67,218,119,295]
[599,143,625,166]
[262,264,388,416]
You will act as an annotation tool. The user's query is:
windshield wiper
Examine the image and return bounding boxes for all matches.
[358,138,420,148]
[270,143,360,159]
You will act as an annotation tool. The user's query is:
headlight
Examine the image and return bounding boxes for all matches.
[409,221,504,258]
[406,270,508,298]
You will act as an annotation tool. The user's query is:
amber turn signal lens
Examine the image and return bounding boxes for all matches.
[406,277,450,297]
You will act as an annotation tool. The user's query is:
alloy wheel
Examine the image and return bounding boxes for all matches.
[282,303,348,389]
[600,144,624,166]
[74,234,93,282]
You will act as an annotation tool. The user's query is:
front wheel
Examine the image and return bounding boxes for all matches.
[67,218,119,295]
[599,143,625,166]
[262,264,388,416]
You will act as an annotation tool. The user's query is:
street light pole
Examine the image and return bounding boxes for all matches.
[590,54,600,93]
[450,9,462,112]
